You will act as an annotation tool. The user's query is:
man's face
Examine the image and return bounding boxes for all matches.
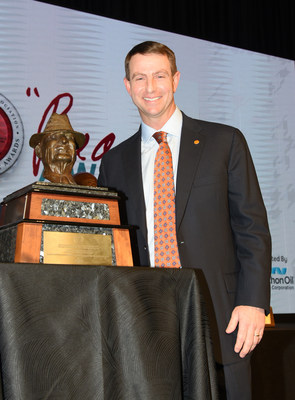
[124,53,180,129]
[41,131,76,167]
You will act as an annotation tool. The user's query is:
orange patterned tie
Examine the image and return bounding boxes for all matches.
[153,131,181,268]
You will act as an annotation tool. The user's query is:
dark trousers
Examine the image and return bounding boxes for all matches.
[217,357,252,400]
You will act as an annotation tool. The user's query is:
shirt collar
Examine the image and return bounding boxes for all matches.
[141,106,183,144]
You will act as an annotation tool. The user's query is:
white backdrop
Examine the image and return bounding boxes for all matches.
[0,0,294,313]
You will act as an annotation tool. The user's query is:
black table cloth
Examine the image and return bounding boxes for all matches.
[0,263,217,399]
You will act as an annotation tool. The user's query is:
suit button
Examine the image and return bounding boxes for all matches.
[179,241,184,245]
[143,246,147,251]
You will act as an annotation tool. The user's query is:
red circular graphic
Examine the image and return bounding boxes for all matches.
[0,108,13,161]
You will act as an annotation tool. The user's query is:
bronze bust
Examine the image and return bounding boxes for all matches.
[30,113,87,185]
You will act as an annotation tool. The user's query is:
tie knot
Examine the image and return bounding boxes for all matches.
[153,131,167,144]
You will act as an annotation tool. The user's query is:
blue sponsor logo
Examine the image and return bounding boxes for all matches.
[271,267,287,275]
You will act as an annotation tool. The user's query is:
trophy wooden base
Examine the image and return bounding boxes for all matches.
[0,182,133,266]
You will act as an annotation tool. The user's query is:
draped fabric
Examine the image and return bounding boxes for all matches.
[36,0,295,61]
[0,263,217,399]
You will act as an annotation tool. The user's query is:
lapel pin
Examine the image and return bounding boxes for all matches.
[194,139,200,145]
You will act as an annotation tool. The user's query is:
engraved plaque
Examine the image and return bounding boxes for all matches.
[43,231,112,265]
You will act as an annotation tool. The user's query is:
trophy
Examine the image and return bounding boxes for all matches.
[0,113,133,267]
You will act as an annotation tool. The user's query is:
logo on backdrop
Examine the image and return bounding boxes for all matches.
[0,94,24,174]
[271,255,294,291]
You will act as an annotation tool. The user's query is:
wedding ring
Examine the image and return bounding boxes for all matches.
[254,333,260,337]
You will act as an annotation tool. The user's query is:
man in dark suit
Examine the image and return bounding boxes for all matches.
[98,41,271,399]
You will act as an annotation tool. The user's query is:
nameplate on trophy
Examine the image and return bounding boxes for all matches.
[43,231,112,265]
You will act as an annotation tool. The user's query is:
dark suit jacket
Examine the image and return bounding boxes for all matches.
[98,112,272,365]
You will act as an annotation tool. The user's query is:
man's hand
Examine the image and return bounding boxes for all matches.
[226,305,265,358]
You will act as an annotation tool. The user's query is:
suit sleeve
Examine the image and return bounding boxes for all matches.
[227,129,272,313]
[97,156,108,188]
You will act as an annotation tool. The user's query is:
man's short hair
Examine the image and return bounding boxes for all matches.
[125,41,177,80]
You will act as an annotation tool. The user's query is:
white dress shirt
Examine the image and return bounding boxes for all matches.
[141,107,183,266]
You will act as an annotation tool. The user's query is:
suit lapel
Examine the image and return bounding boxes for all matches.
[121,129,148,241]
[176,114,206,230]
[121,116,205,240]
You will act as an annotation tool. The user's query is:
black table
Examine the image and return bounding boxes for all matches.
[0,263,217,399]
